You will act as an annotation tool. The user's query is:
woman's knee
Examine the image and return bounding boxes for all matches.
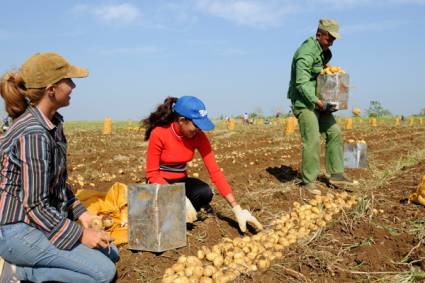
[201,186,213,204]
[193,182,213,204]
[186,178,213,209]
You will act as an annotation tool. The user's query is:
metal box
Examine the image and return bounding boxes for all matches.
[344,143,368,168]
[127,183,186,252]
[317,73,349,110]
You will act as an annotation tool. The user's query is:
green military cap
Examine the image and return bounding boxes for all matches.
[318,18,341,39]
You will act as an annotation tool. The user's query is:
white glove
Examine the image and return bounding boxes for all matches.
[185,197,197,223]
[232,205,263,232]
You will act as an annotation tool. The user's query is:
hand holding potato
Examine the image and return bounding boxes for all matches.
[78,211,101,229]
[81,228,113,249]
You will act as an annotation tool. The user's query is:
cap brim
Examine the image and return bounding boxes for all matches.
[329,31,341,39]
[192,117,215,131]
[65,65,89,79]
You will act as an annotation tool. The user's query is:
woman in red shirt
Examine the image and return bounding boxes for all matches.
[143,96,262,232]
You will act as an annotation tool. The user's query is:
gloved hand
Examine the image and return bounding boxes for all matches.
[232,205,263,232]
[322,102,339,113]
[185,197,197,223]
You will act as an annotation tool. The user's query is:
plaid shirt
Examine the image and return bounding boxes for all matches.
[0,106,86,250]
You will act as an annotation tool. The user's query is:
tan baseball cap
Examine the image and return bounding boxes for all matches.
[20,52,88,89]
[318,19,341,39]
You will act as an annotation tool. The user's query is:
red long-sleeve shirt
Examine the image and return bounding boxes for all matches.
[146,122,232,197]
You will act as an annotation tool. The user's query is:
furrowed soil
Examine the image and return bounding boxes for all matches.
[66,120,425,282]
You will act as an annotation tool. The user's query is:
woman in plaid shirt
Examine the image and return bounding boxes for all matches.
[0,52,118,283]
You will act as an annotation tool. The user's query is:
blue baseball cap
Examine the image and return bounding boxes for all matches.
[173,96,215,131]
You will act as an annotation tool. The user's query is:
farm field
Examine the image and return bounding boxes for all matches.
[65,118,425,283]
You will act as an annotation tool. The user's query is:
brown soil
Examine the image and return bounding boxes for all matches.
[66,122,425,282]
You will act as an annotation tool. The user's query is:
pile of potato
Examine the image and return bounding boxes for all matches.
[162,192,357,283]
[320,65,345,75]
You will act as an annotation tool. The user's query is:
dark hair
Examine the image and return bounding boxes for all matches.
[142,96,178,140]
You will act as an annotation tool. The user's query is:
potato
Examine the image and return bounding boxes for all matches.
[197,249,205,260]
[192,266,204,278]
[187,256,202,266]
[199,277,213,283]
[90,218,103,230]
[258,259,270,270]
[177,255,187,265]
[102,215,114,228]
[174,276,190,283]
[184,267,194,277]
[172,263,185,273]
[213,255,224,267]
[203,265,216,277]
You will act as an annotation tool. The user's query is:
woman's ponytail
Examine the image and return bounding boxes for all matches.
[142,96,178,140]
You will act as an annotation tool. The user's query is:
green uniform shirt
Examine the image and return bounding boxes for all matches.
[287,37,332,110]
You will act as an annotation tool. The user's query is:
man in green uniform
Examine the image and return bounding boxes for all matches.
[287,19,356,194]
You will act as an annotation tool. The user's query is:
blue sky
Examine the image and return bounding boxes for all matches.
[0,0,424,120]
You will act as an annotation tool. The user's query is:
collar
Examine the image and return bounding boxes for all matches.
[312,36,332,62]
[311,36,324,53]
[28,106,63,131]
[171,121,183,138]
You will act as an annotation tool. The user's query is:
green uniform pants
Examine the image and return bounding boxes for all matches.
[293,108,344,184]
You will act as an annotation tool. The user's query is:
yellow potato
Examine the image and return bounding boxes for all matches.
[330,66,339,73]
[102,215,114,228]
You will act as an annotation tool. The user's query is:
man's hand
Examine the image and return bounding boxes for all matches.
[317,100,338,113]
[324,102,338,113]
[316,99,325,110]
[186,197,197,223]
[232,205,263,232]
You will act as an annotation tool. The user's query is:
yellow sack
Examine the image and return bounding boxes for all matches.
[409,176,425,206]
[76,182,129,245]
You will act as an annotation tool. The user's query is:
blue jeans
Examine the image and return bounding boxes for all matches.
[0,222,119,283]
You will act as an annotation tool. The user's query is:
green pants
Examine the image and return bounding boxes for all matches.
[293,108,344,184]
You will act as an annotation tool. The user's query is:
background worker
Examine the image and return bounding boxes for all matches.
[143,96,263,232]
[1,115,11,132]
[0,52,118,283]
[287,19,356,194]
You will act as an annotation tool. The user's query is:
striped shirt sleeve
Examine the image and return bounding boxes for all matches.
[18,133,83,250]
[65,183,87,220]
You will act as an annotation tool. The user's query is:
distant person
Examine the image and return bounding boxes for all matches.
[143,96,263,232]
[1,115,11,132]
[242,112,249,125]
[287,19,357,195]
[0,52,118,282]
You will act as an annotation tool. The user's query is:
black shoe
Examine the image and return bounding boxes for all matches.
[329,173,359,186]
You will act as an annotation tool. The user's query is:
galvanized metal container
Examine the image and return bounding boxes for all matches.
[344,143,368,168]
[127,183,186,252]
[317,73,349,110]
